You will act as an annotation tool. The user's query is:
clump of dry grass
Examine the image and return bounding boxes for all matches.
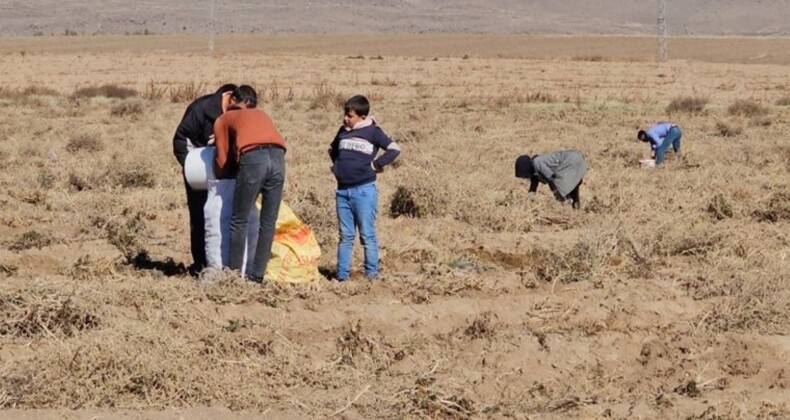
[0,263,18,277]
[141,80,167,100]
[68,254,117,280]
[0,289,100,338]
[0,334,207,408]
[336,320,383,367]
[390,186,423,218]
[392,363,479,418]
[775,96,790,106]
[666,96,707,114]
[66,132,104,153]
[263,81,295,103]
[572,54,608,62]
[20,86,60,96]
[110,99,144,117]
[284,189,334,248]
[68,172,94,191]
[201,274,311,307]
[727,99,768,117]
[389,185,448,218]
[748,115,772,127]
[105,212,147,263]
[699,274,789,334]
[37,168,56,189]
[168,81,206,103]
[492,92,556,107]
[0,85,60,99]
[659,230,723,258]
[17,189,48,206]
[534,234,619,285]
[707,193,734,220]
[462,311,498,340]
[72,84,137,99]
[199,332,272,358]
[111,165,157,189]
[308,80,345,111]
[392,128,426,144]
[8,230,52,251]
[752,191,790,223]
[714,121,742,137]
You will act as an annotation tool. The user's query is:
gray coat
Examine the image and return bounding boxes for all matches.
[532,150,588,198]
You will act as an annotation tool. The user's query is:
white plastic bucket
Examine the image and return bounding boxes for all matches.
[184,147,216,191]
[639,159,656,168]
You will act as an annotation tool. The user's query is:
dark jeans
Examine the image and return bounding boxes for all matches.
[554,180,582,209]
[183,172,208,270]
[568,181,581,210]
[229,146,286,279]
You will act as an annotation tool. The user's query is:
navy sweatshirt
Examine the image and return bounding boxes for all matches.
[329,119,400,188]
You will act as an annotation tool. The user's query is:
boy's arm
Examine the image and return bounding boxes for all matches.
[371,128,401,170]
[213,116,230,178]
[328,128,342,163]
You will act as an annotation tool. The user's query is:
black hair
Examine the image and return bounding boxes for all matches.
[515,155,534,179]
[232,85,258,108]
[637,130,647,142]
[216,83,238,94]
[344,95,370,117]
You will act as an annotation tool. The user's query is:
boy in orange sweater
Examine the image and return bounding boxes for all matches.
[214,85,286,283]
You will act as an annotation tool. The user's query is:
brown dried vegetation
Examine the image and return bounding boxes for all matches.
[0,37,787,418]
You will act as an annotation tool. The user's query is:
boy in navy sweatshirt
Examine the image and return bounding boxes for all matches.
[329,95,401,281]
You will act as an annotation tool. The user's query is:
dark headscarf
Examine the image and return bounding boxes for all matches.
[515,155,534,179]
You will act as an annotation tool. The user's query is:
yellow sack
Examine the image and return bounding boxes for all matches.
[261,201,322,283]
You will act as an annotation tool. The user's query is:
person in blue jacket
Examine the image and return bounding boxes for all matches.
[329,95,401,281]
[637,122,683,165]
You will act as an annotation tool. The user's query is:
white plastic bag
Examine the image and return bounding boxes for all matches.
[204,179,259,276]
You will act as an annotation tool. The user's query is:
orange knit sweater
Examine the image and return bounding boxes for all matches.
[213,108,286,178]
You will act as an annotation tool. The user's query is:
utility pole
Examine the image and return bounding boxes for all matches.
[208,0,215,56]
[658,0,667,61]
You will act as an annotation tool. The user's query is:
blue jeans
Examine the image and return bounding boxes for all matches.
[336,182,379,280]
[655,126,682,165]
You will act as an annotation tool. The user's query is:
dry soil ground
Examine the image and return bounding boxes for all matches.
[0,35,788,419]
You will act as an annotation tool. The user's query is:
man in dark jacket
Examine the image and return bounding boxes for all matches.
[172,83,237,274]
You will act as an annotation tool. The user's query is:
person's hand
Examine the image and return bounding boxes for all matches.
[371,161,384,173]
[207,134,216,145]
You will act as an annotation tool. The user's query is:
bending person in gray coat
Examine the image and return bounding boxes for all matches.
[515,150,588,210]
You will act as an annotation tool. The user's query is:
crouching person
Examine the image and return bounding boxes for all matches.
[637,122,682,165]
[515,150,588,210]
[214,85,286,283]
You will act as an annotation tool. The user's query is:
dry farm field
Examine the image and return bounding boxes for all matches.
[0,35,788,419]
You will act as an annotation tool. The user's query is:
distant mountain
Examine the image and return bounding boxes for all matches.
[1,0,788,36]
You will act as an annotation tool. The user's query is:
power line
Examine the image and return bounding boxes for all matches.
[208,0,215,56]
[658,0,667,61]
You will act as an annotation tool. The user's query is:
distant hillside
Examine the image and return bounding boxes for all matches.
[1,0,789,37]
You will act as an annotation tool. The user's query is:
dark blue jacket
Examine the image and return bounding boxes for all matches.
[172,92,223,167]
[329,119,399,188]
